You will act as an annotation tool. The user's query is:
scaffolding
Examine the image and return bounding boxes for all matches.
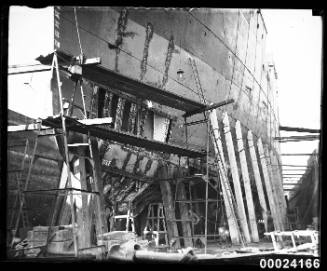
[8,49,243,258]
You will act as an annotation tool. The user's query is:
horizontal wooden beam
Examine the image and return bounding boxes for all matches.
[183,99,234,118]
[275,135,319,142]
[37,50,206,113]
[281,153,316,156]
[7,117,112,132]
[282,169,306,171]
[23,188,99,194]
[279,125,320,133]
[42,116,205,158]
[102,166,152,183]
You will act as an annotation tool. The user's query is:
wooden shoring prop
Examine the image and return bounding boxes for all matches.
[222,113,251,243]
[78,145,92,248]
[264,146,285,230]
[114,97,125,130]
[257,138,283,231]
[269,148,287,228]
[235,121,259,242]
[209,110,240,244]
[158,164,181,248]
[247,130,268,232]
[176,180,193,247]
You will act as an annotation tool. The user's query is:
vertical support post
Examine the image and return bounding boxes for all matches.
[209,109,240,244]
[266,147,286,229]
[78,152,91,248]
[222,112,251,243]
[184,116,188,147]
[267,145,286,231]
[90,137,107,239]
[235,121,259,242]
[247,130,268,232]
[269,149,287,228]
[257,138,282,231]
[204,113,209,253]
[135,99,141,136]
[114,97,125,130]
[158,164,180,248]
[128,102,137,134]
[177,182,193,247]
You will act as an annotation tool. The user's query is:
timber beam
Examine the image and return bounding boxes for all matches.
[247,130,269,232]
[235,121,259,242]
[102,166,152,183]
[183,99,234,118]
[222,113,251,243]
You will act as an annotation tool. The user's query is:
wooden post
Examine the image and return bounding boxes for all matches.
[90,138,107,238]
[273,149,287,221]
[235,121,259,242]
[78,152,92,248]
[264,146,284,231]
[266,148,286,230]
[114,97,125,130]
[209,110,240,244]
[128,102,137,133]
[257,138,281,231]
[169,164,192,247]
[158,164,180,248]
[135,99,141,136]
[177,181,193,247]
[222,112,251,243]
[103,91,113,118]
[247,131,268,232]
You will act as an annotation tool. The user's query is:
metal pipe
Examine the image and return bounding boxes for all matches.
[134,250,196,262]
[281,153,316,156]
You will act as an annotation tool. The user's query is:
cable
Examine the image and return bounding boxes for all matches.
[226,10,241,102]
[74,7,84,56]
[234,11,251,111]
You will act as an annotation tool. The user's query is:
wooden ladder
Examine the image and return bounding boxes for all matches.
[144,203,168,246]
[113,201,135,233]
[42,51,106,257]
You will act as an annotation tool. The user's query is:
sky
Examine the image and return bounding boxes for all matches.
[262,9,322,193]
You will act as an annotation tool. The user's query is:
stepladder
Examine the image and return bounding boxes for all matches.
[112,201,135,233]
[144,203,169,246]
